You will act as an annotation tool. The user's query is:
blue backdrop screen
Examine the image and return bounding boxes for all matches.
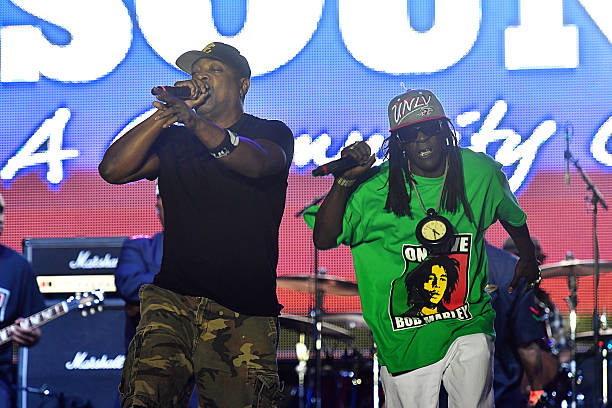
[1,0,610,191]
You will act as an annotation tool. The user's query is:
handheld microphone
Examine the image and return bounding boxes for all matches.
[312,156,359,177]
[151,86,191,99]
[564,126,571,185]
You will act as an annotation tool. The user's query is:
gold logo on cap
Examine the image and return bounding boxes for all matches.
[202,43,215,54]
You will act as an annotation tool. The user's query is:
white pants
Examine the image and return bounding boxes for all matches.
[381,333,494,408]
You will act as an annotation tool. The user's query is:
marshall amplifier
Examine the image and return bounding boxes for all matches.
[17,298,126,408]
[22,237,127,295]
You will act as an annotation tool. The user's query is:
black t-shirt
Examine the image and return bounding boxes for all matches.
[151,113,294,316]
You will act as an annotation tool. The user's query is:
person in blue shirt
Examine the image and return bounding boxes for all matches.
[440,242,558,407]
[486,242,558,407]
[0,192,45,408]
[503,237,569,362]
[114,187,164,351]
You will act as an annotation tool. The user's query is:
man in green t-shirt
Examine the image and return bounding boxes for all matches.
[308,89,541,408]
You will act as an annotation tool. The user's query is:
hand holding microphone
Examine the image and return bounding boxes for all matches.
[152,83,201,129]
[312,141,376,179]
[152,77,209,100]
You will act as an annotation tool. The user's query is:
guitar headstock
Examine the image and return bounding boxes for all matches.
[65,290,105,316]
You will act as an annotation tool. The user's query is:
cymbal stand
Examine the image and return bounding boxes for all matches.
[311,249,324,408]
[372,343,380,408]
[295,333,309,408]
[295,196,326,408]
[18,384,59,407]
[20,384,53,397]
[568,150,608,407]
[564,251,578,408]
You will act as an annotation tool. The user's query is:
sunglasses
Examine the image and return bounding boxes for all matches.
[398,119,444,142]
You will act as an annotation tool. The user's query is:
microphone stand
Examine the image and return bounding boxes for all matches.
[295,196,326,408]
[564,251,578,408]
[567,150,608,407]
[312,251,324,408]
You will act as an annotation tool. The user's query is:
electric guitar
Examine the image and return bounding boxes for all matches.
[0,290,105,345]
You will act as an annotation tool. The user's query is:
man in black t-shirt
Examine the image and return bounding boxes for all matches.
[100,42,293,408]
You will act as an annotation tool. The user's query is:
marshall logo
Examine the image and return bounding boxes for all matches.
[65,352,125,370]
[68,250,118,269]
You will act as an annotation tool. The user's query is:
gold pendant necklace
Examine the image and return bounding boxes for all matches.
[409,160,454,252]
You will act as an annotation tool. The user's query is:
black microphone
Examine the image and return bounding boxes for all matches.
[564,126,571,185]
[295,195,325,217]
[151,86,191,99]
[312,156,359,177]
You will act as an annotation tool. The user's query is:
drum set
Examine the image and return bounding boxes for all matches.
[276,257,612,408]
[529,257,612,408]
[276,273,378,408]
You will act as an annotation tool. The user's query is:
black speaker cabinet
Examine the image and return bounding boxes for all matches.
[22,237,127,296]
[17,299,126,408]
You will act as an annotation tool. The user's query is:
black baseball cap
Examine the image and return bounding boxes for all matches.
[176,42,251,78]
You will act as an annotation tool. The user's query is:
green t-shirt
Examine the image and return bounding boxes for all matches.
[304,148,526,373]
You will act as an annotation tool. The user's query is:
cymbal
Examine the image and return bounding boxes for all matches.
[279,315,353,340]
[540,259,612,278]
[277,275,359,296]
[322,313,369,330]
[575,328,612,341]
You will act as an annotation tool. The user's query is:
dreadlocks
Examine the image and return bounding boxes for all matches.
[382,118,473,223]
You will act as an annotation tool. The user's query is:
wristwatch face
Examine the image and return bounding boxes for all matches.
[415,211,453,249]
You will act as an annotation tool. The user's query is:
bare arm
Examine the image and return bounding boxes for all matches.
[98,111,163,184]
[193,121,288,178]
[501,221,541,293]
[517,341,558,391]
[314,181,354,249]
[313,142,376,249]
[99,80,213,184]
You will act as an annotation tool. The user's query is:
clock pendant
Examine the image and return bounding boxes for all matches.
[415,208,453,251]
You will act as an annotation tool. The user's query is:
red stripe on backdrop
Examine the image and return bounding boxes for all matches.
[1,169,610,317]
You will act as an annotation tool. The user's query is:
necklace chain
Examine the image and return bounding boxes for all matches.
[409,160,448,215]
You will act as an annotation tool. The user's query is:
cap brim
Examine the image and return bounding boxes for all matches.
[175,51,225,74]
[390,115,446,132]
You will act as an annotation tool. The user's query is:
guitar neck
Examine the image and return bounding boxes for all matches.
[0,301,69,346]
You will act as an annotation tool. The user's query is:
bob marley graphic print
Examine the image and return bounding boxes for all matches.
[390,234,473,330]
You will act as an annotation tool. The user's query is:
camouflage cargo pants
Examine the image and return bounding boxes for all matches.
[119,284,283,408]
